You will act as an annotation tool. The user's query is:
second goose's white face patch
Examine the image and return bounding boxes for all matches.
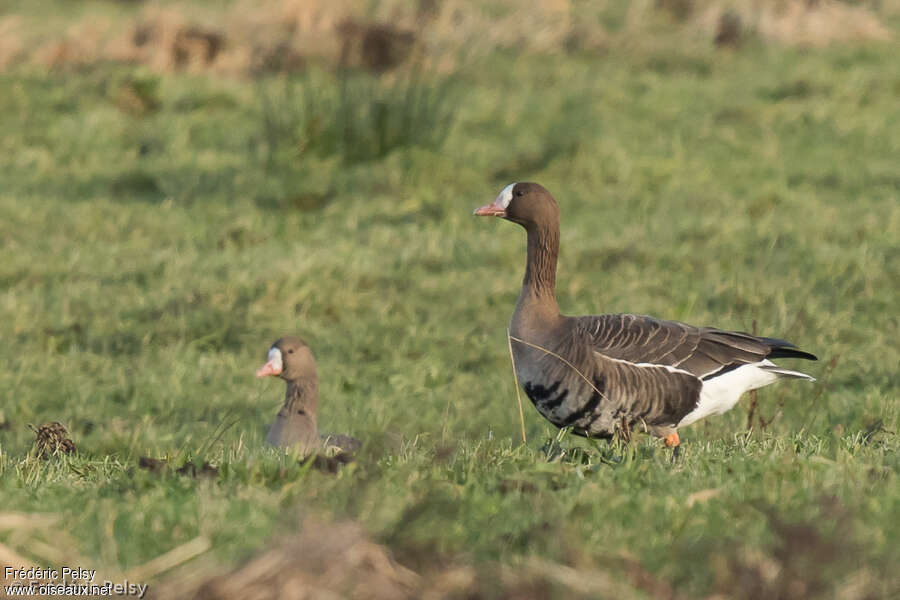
[496,183,516,209]
[267,347,283,373]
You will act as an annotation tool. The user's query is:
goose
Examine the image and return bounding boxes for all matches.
[474,182,817,450]
[256,336,361,454]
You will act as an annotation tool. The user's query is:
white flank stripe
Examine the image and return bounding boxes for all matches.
[596,352,697,377]
[635,362,695,377]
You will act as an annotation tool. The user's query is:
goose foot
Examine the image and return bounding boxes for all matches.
[664,432,680,462]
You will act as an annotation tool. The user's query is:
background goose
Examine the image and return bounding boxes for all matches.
[257,336,361,454]
[474,182,817,449]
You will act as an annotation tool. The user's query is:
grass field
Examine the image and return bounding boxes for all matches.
[1,1,899,598]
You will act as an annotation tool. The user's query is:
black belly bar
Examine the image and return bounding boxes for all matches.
[523,375,608,430]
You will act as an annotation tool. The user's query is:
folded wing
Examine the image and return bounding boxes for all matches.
[579,313,816,379]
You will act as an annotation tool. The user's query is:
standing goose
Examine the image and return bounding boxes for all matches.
[256,336,361,454]
[474,182,817,449]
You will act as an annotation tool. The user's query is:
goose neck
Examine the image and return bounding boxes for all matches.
[284,379,318,425]
[522,222,560,305]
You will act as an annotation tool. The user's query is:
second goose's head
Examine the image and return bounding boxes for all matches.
[256,336,317,383]
[473,182,558,229]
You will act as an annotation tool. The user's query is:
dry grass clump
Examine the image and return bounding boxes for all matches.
[709,498,890,600]
[0,17,26,70]
[107,8,225,73]
[12,0,426,76]
[1,0,894,74]
[0,511,98,584]
[157,499,892,600]
[161,517,667,600]
[28,422,76,458]
[690,0,892,48]
[427,0,603,56]
[186,519,421,600]
[31,19,116,70]
[138,456,219,478]
[228,0,419,73]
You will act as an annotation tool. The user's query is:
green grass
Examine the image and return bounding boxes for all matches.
[259,68,458,165]
[1,16,899,599]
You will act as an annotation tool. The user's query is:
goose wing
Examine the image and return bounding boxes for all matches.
[321,433,362,453]
[579,313,815,379]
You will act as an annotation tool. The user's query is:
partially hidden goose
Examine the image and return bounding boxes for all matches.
[256,336,361,455]
[474,182,817,450]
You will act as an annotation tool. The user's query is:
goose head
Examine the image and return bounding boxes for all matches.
[256,336,317,383]
[473,182,559,229]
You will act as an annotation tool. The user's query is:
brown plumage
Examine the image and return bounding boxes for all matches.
[256,336,361,455]
[475,182,817,446]
[30,422,76,458]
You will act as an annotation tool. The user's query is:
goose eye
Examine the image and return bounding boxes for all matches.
[288,349,294,354]
[515,190,524,197]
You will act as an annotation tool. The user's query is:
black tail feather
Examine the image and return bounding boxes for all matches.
[767,346,818,361]
[757,335,796,348]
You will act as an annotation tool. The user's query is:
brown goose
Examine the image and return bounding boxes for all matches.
[256,336,361,454]
[474,182,816,449]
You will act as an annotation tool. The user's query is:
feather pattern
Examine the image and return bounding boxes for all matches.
[579,313,816,379]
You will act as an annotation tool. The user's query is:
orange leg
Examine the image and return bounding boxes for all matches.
[665,431,681,461]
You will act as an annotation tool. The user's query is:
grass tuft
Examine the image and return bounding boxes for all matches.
[259,67,458,166]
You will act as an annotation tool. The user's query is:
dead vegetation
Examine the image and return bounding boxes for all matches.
[691,0,892,48]
[29,422,76,459]
[186,519,420,600]
[152,497,894,600]
[1,1,894,75]
[138,456,219,478]
[0,510,210,592]
[709,497,893,600]
[160,516,643,600]
[137,453,352,479]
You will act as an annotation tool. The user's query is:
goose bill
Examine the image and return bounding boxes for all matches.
[473,199,508,217]
[256,347,283,377]
[473,204,506,217]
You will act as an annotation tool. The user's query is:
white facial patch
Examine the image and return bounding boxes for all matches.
[267,347,283,372]
[496,183,516,209]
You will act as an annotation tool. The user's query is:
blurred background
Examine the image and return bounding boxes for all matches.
[0,1,898,598]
